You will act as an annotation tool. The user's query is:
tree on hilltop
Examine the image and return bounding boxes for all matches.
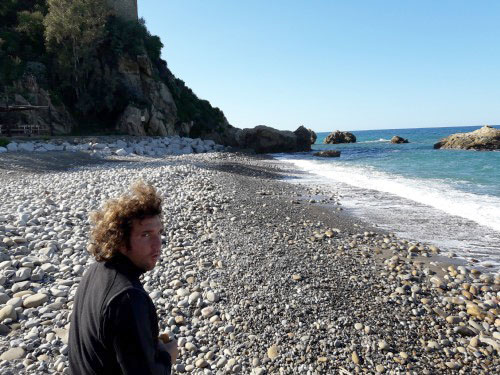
[44,0,109,100]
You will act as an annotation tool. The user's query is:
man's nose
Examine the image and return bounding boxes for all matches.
[152,234,162,248]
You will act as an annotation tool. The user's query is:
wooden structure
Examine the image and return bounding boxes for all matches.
[0,105,51,137]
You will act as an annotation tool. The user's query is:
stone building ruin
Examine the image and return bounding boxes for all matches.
[106,0,138,21]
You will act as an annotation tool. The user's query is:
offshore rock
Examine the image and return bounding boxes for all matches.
[434,125,500,150]
[313,150,341,157]
[391,136,409,144]
[323,130,356,144]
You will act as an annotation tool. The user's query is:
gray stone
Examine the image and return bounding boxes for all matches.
[13,267,31,282]
[0,305,17,323]
[0,347,25,360]
[23,293,48,308]
[6,297,23,308]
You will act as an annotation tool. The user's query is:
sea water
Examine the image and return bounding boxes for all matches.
[275,125,500,271]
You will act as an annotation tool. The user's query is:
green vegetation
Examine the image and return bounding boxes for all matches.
[107,17,163,64]
[168,77,228,137]
[0,0,48,85]
[44,0,108,101]
[0,138,10,147]
[0,0,229,138]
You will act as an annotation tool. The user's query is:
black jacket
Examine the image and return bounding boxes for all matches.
[68,253,171,375]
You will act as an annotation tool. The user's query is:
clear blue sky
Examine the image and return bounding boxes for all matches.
[139,1,500,132]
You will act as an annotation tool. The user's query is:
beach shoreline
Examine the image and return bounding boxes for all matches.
[0,151,498,374]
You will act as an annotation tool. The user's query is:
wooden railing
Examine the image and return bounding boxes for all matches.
[0,124,50,136]
[0,104,51,137]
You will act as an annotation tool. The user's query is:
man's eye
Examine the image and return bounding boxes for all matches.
[142,233,151,237]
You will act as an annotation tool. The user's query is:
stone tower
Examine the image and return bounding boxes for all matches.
[106,0,138,21]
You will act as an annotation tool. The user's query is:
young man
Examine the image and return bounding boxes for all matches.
[69,182,178,374]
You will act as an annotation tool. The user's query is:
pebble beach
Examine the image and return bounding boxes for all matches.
[0,148,499,374]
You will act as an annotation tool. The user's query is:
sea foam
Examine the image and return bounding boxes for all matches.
[282,158,500,233]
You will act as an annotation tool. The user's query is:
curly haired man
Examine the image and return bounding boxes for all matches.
[68,182,178,374]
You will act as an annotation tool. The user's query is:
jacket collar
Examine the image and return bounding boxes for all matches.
[107,253,145,279]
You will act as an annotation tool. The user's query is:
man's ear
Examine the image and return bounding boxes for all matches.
[118,241,128,254]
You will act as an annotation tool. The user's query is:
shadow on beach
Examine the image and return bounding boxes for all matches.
[195,160,310,181]
[0,151,130,173]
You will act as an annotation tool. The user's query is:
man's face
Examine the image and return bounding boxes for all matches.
[121,216,163,271]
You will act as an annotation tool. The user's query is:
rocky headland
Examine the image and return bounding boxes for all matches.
[434,126,500,151]
[0,150,498,374]
[0,2,315,154]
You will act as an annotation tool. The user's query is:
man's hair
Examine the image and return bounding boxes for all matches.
[88,181,162,262]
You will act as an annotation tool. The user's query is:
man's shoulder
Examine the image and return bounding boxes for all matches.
[80,260,142,301]
[105,285,153,319]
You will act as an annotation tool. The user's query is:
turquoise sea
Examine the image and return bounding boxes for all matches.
[275,125,500,270]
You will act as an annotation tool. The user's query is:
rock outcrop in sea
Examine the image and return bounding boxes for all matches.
[391,136,409,144]
[313,150,341,157]
[323,130,356,144]
[434,126,500,150]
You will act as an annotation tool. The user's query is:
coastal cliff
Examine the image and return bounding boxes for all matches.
[0,1,316,153]
[0,1,234,144]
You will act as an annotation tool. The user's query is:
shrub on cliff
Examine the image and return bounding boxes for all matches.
[0,0,48,85]
[106,16,163,64]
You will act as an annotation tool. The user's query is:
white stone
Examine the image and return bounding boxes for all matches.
[201,306,215,318]
[206,291,219,302]
[77,144,90,151]
[176,288,189,297]
[23,293,48,308]
[43,143,56,151]
[13,236,27,244]
[50,287,68,297]
[188,292,201,305]
[0,305,17,322]
[18,143,35,152]
[115,148,128,156]
[41,263,57,273]
[53,328,69,344]
[93,143,107,150]
[6,297,23,308]
[13,267,31,282]
[116,140,127,148]
[6,142,18,152]
[0,347,25,360]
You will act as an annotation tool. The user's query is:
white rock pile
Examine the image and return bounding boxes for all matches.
[0,136,226,157]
